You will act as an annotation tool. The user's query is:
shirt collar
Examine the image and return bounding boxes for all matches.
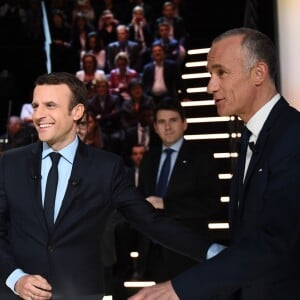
[162,137,184,152]
[42,136,78,164]
[246,93,280,140]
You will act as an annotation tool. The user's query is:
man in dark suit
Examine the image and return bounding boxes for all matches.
[106,24,141,72]
[136,100,220,282]
[0,72,210,300]
[129,28,300,300]
[142,44,188,103]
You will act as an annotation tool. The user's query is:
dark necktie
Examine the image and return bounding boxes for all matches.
[44,152,61,233]
[238,126,251,188]
[156,148,174,197]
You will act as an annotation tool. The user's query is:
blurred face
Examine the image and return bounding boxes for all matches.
[131,145,145,167]
[7,117,22,136]
[163,4,175,19]
[154,109,187,147]
[152,46,165,62]
[83,56,96,73]
[159,25,170,39]
[53,14,63,27]
[87,114,96,135]
[32,84,84,150]
[130,85,143,99]
[77,113,88,142]
[133,10,144,22]
[95,81,108,96]
[117,28,128,42]
[139,109,154,126]
[88,36,97,49]
[116,58,128,70]
[207,35,257,122]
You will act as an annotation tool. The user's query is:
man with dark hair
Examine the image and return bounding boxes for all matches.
[0,72,209,300]
[135,99,220,283]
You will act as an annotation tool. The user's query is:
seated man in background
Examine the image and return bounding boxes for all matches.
[136,99,220,282]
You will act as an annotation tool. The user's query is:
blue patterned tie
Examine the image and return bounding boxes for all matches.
[156,148,174,197]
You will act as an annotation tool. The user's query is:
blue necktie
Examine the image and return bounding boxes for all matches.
[238,126,251,188]
[44,152,61,233]
[156,148,174,197]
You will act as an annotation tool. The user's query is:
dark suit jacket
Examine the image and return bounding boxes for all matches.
[139,140,220,234]
[106,40,141,71]
[172,98,300,300]
[0,140,210,298]
[142,59,187,100]
[87,94,121,133]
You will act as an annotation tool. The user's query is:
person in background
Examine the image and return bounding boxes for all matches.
[50,9,74,73]
[80,31,106,70]
[87,78,121,152]
[71,12,95,70]
[120,78,155,130]
[106,24,141,72]
[0,72,208,300]
[134,99,220,283]
[128,5,152,66]
[154,1,188,50]
[129,27,300,300]
[142,44,188,103]
[96,9,119,48]
[76,53,106,98]
[112,144,146,300]
[77,110,104,148]
[152,22,180,63]
[20,102,33,126]
[109,51,140,102]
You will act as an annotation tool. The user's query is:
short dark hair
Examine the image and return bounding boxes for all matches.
[154,98,185,122]
[34,72,87,110]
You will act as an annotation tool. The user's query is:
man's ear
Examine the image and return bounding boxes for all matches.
[73,104,85,121]
[252,61,268,86]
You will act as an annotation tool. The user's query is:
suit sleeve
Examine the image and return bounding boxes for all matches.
[171,123,300,300]
[111,156,211,262]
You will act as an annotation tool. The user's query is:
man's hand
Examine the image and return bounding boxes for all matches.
[146,196,164,209]
[15,275,52,300]
[128,280,179,300]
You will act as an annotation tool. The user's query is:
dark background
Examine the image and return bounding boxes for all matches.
[0,0,276,133]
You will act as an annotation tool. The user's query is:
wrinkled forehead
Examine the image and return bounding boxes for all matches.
[207,36,243,70]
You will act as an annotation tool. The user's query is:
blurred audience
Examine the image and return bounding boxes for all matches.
[80,31,106,70]
[76,53,106,97]
[106,24,141,72]
[120,78,154,130]
[142,44,188,103]
[71,12,95,70]
[153,22,179,62]
[109,51,140,102]
[50,9,74,73]
[97,9,119,48]
[87,78,121,152]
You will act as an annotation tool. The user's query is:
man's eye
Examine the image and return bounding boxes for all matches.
[47,102,56,108]
[218,70,226,76]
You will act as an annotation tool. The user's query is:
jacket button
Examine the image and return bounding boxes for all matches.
[48,245,54,252]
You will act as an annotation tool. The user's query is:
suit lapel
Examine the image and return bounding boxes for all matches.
[234,98,288,218]
[167,141,189,192]
[243,98,288,186]
[28,142,49,233]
